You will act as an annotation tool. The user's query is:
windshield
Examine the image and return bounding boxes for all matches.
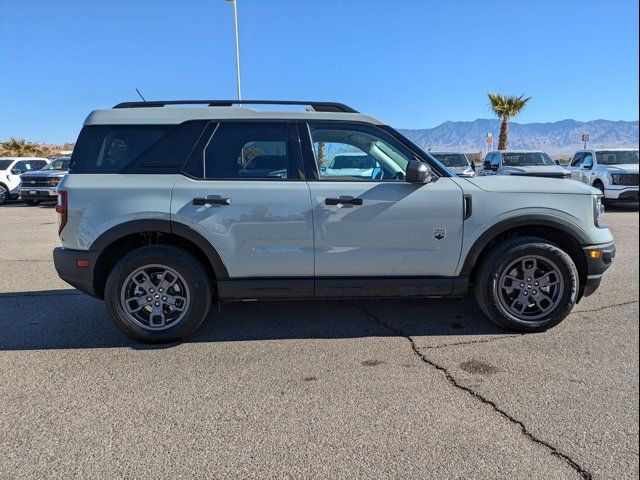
[596,150,639,165]
[431,153,469,168]
[0,160,13,170]
[43,158,70,170]
[502,152,555,167]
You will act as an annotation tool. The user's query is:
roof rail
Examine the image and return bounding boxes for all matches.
[112,100,359,113]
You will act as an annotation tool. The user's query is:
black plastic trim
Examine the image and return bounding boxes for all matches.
[459,215,592,277]
[89,219,230,279]
[113,100,358,113]
[53,247,100,297]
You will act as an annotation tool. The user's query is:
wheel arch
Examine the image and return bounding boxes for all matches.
[91,219,228,299]
[461,215,589,299]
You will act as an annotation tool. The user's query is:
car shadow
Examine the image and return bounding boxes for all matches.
[0,289,507,351]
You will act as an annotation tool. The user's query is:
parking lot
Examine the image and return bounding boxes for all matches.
[0,202,637,479]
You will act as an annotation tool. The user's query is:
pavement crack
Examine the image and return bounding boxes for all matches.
[343,301,593,480]
[573,300,638,314]
[420,334,522,349]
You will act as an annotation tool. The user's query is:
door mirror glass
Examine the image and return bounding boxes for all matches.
[405,160,433,183]
[11,168,22,175]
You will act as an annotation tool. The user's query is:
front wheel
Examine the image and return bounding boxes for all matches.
[105,245,212,343]
[474,236,579,332]
[0,185,8,205]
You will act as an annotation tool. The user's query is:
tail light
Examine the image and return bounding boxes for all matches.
[56,190,68,234]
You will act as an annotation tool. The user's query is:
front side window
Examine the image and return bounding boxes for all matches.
[14,160,43,172]
[203,122,289,180]
[596,150,639,165]
[581,154,594,168]
[490,154,500,167]
[502,152,555,167]
[308,123,412,181]
[570,153,585,167]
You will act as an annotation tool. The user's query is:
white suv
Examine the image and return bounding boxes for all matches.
[567,148,639,205]
[53,100,615,343]
[0,157,49,205]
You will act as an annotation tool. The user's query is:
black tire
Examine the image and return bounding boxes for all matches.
[0,185,8,205]
[105,245,212,343]
[24,199,41,206]
[593,180,612,207]
[474,236,579,332]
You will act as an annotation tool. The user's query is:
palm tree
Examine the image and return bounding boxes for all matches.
[0,137,44,157]
[487,93,531,150]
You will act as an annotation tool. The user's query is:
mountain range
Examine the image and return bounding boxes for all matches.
[399,119,639,156]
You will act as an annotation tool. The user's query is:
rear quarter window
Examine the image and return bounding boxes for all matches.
[71,121,208,174]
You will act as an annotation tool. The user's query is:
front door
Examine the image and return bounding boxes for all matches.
[301,122,464,296]
[171,121,314,298]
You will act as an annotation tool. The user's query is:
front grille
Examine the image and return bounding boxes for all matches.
[612,173,639,186]
[21,177,57,187]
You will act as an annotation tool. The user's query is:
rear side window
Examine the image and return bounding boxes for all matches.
[203,122,290,180]
[72,122,208,174]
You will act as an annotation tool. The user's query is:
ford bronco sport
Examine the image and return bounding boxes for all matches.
[53,100,615,343]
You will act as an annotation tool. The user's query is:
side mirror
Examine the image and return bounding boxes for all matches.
[11,168,22,175]
[554,160,560,165]
[406,159,433,184]
[581,163,591,170]
[471,162,476,171]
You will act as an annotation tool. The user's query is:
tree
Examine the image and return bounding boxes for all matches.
[0,137,44,157]
[487,93,531,150]
[316,142,328,168]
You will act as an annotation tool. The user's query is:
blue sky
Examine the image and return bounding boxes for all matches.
[1,0,638,143]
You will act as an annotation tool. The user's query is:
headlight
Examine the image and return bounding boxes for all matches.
[593,195,606,228]
[610,173,620,185]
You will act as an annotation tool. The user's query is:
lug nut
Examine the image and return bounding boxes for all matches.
[147,297,151,302]
[155,302,160,306]
[162,296,167,301]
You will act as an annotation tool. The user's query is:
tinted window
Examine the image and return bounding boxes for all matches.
[75,123,207,174]
[14,160,45,172]
[570,153,585,167]
[203,122,289,179]
[502,152,555,167]
[431,153,469,168]
[43,158,70,170]
[596,150,639,165]
[308,123,412,181]
[0,160,12,170]
[490,154,500,167]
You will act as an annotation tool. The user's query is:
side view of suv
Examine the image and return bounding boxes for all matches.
[53,100,615,343]
[0,156,49,205]
[567,148,639,205]
[479,150,570,179]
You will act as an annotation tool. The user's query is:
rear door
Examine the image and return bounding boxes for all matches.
[300,122,464,297]
[171,121,314,297]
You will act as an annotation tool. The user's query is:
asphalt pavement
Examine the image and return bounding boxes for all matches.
[1,201,638,479]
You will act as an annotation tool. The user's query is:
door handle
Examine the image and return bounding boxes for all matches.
[325,196,363,206]
[192,197,231,206]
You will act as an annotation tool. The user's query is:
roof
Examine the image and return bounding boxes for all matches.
[0,156,49,161]
[429,151,468,155]
[493,150,548,154]
[575,147,639,152]
[84,100,384,126]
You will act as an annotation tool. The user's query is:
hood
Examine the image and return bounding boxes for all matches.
[501,165,570,177]
[598,164,639,174]
[20,170,68,179]
[466,175,599,195]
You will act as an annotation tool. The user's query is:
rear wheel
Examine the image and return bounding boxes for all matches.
[105,245,212,343]
[474,236,579,332]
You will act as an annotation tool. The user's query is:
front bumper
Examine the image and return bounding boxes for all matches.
[20,186,57,200]
[581,242,616,297]
[53,247,100,297]
[604,187,639,201]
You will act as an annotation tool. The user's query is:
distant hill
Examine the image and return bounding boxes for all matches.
[400,119,639,156]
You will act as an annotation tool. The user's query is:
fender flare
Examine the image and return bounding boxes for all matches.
[459,214,591,277]
[90,219,229,278]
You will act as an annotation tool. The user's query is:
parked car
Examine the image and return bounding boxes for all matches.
[19,156,71,205]
[53,100,614,343]
[0,157,49,205]
[321,153,379,179]
[567,148,638,205]
[479,151,570,179]
[429,152,476,177]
